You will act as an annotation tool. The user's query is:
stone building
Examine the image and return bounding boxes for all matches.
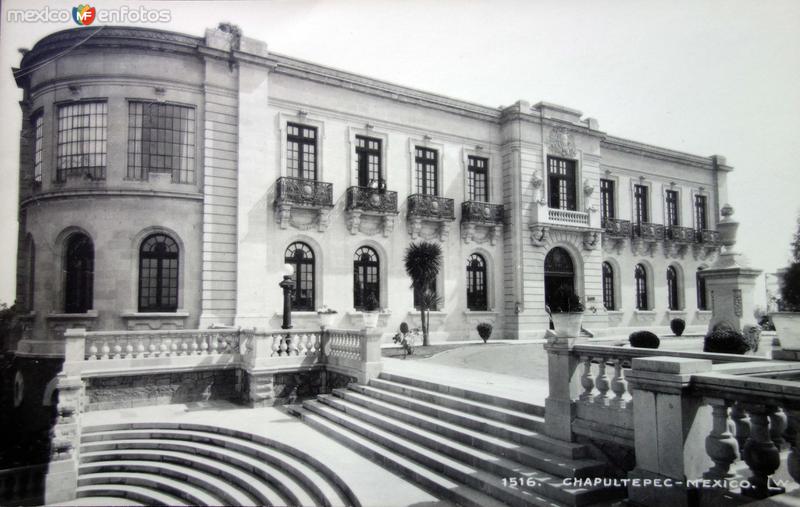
[12,25,727,348]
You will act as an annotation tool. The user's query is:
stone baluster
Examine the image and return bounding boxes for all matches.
[136,340,146,358]
[270,335,279,356]
[199,335,209,355]
[610,358,627,409]
[703,398,738,480]
[189,336,198,355]
[595,358,610,405]
[579,356,593,401]
[731,402,750,459]
[148,338,157,357]
[785,409,800,484]
[159,335,169,356]
[112,339,122,359]
[278,334,289,357]
[100,340,110,360]
[124,340,134,358]
[209,334,219,355]
[170,339,179,356]
[768,407,786,448]
[290,335,299,356]
[741,404,785,499]
[88,340,98,360]
[314,333,321,355]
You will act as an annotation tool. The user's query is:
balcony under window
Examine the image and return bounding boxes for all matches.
[345,185,399,237]
[460,201,504,245]
[406,194,455,241]
[274,176,334,232]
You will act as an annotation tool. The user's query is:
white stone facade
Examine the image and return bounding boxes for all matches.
[13,25,727,345]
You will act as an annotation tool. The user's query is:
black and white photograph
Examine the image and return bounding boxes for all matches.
[1,1,799,506]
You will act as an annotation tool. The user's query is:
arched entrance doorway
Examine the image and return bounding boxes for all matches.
[544,247,575,311]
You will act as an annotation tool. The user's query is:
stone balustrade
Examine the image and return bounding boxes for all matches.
[547,207,589,226]
[84,328,244,361]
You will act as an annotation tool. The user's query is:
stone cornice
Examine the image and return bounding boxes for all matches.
[266,52,502,122]
[21,188,204,208]
[601,135,717,169]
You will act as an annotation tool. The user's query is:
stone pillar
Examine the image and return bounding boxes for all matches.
[358,328,383,384]
[625,357,715,507]
[543,333,585,441]
[700,205,762,334]
[44,328,86,504]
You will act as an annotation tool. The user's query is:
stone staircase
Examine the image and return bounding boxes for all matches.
[290,372,626,507]
[77,422,359,506]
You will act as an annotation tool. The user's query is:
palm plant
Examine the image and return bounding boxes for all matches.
[403,242,442,346]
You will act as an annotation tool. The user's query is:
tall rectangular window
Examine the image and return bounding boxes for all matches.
[600,179,615,225]
[356,136,381,188]
[695,195,708,231]
[57,101,107,181]
[467,156,488,202]
[128,102,196,183]
[665,190,679,226]
[33,113,44,185]
[286,123,317,180]
[633,184,649,224]
[547,157,577,210]
[415,147,438,195]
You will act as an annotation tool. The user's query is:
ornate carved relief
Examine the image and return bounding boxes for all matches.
[549,127,577,157]
[530,225,549,247]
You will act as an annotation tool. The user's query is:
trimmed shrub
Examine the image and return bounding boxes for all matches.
[477,323,493,343]
[780,262,800,311]
[703,328,750,354]
[670,318,686,337]
[742,324,762,353]
[629,330,660,349]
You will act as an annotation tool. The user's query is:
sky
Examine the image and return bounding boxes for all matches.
[0,0,798,307]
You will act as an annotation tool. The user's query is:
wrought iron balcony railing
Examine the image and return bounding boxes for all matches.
[407,194,455,221]
[345,186,398,214]
[632,222,665,241]
[602,218,632,238]
[697,229,720,245]
[275,177,333,208]
[461,201,504,225]
[666,226,697,244]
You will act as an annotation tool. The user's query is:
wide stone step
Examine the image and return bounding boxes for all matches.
[379,372,546,417]
[81,421,358,507]
[79,472,222,506]
[368,377,545,429]
[304,399,587,507]
[79,459,258,506]
[81,429,351,506]
[349,383,588,459]
[330,388,606,478]
[76,484,188,506]
[288,404,508,507]
[80,448,284,506]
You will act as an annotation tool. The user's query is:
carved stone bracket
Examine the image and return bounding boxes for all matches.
[409,218,422,240]
[631,238,657,257]
[663,241,689,259]
[602,235,626,255]
[382,216,395,238]
[275,203,331,232]
[530,225,549,247]
[462,222,502,246]
[582,231,600,251]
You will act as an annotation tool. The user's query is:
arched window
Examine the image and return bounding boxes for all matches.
[602,262,615,310]
[635,264,648,310]
[667,266,680,310]
[697,267,708,310]
[353,246,379,310]
[139,233,179,312]
[466,254,487,311]
[64,234,94,313]
[285,242,315,311]
[544,247,575,310]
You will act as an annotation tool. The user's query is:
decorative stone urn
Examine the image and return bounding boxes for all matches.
[716,204,739,250]
[550,312,584,338]
[318,310,337,329]
[362,311,380,328]
[771,313,800,351]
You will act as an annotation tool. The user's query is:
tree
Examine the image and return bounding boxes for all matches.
[403,242,442,347]
[791,212,800,264]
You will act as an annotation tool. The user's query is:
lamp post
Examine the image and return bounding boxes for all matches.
[279,263,295,330]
